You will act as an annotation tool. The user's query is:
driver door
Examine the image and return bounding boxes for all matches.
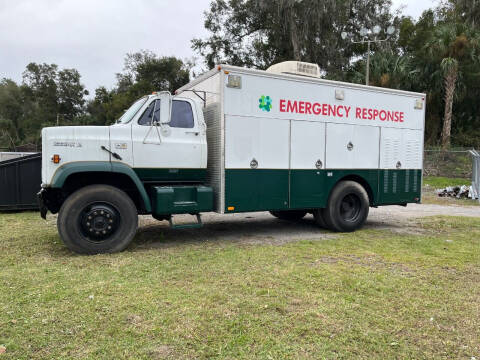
[131,97,205,181]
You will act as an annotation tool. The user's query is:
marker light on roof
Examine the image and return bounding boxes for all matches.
[226,75,242,89]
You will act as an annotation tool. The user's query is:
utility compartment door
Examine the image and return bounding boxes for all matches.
[379,128,423,204]
[224,115,290,212]
[290,120,327,208]
[379,128,423,170]
[325,123,380,169]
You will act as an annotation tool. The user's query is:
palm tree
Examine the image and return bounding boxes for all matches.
[425,23,478,149]
[349,50,419,90]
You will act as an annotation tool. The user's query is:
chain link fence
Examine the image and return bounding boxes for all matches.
[423,149,474,178]
[423,148,480,202]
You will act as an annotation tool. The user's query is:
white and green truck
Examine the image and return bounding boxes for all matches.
[38,61,425,254]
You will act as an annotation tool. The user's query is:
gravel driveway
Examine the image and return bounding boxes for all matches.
[137,203,480,247]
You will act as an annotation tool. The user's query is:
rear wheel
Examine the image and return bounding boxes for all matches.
[269,210,307,221]
[57,185,138,254]
[321,181,369,232]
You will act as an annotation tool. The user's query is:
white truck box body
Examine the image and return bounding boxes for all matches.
[179,65,425,214]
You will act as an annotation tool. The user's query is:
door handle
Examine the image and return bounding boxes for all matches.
[185,131,199,136]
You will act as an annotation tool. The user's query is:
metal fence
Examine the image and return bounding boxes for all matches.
[470,150,480,203]
[0,153,41,211]
[0,152,36,162]
[424,149,474,178]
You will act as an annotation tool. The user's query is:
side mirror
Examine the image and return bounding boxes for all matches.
[158,92,172,124]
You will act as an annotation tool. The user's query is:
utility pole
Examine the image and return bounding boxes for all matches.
[366,40,371,85]
[342,25,396,86]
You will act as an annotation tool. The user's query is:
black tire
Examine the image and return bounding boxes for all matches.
[57,185,138,254]
[269,210,307,221]
[313,209,328,228]
[321,181,369,232]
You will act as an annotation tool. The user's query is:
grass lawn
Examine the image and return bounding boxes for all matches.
[1,212,479,359]
[423,176,471,189]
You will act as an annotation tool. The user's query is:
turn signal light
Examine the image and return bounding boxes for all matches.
[227,206,235,211]
[52,154,61,164]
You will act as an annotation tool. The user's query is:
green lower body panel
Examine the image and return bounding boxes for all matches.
[150,185,213,216]
[225,169,422,213]
[225,169,289,212]
[134,168,207,182]
[289,169,380,209]
[378,169,422,205]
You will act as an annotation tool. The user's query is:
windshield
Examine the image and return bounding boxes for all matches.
[116,97,148,124]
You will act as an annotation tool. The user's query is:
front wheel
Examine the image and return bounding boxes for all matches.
[321,181,369,232]
[57,185,138,254]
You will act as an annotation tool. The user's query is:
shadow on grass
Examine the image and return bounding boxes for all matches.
[129,213,411,252]
[42,212,419,255]
[130,214,332,252]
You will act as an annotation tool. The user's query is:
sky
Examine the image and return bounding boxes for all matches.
[0,0,436,95]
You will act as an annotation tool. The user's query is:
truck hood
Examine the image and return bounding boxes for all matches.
[41,126,111,186]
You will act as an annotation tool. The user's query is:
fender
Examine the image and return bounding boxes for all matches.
[50,161,152,212]
[318,170,379,207]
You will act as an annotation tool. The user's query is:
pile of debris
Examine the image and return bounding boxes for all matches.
[436,185,479,200]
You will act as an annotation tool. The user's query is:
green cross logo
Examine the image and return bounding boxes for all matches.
[259,95,272,112]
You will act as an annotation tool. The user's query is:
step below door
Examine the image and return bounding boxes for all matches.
[224,115,289,212]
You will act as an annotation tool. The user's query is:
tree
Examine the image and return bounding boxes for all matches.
[22,63,88,126]
[116,50,190,96]
[443,0,480,29]
[22,63,59,125]
[193,0,397,76]
[424,23,479,149]
[57,68,89,122]
[347,50,418,90]
[0,79,35,150]
[86,51,191,125]
[0,79,24,146]
[0,63,89,149]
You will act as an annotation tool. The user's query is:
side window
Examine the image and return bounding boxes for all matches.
[138,100,160,126]
[170,100,194,128]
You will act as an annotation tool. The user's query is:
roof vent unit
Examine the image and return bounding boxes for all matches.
[266,61,321,78]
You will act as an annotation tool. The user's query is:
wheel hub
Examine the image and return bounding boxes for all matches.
[340,194,361,222]
[80,203,119,241]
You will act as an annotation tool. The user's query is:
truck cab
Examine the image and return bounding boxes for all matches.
[39,92,213,254]
[41,92,207,188]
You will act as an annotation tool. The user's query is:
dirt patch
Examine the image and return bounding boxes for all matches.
[126,314,143,326]
[135,203,479,250]
[313,254,415,275]
[136,213,336,249]
[149,345,176,360]
[369,203,480,221]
